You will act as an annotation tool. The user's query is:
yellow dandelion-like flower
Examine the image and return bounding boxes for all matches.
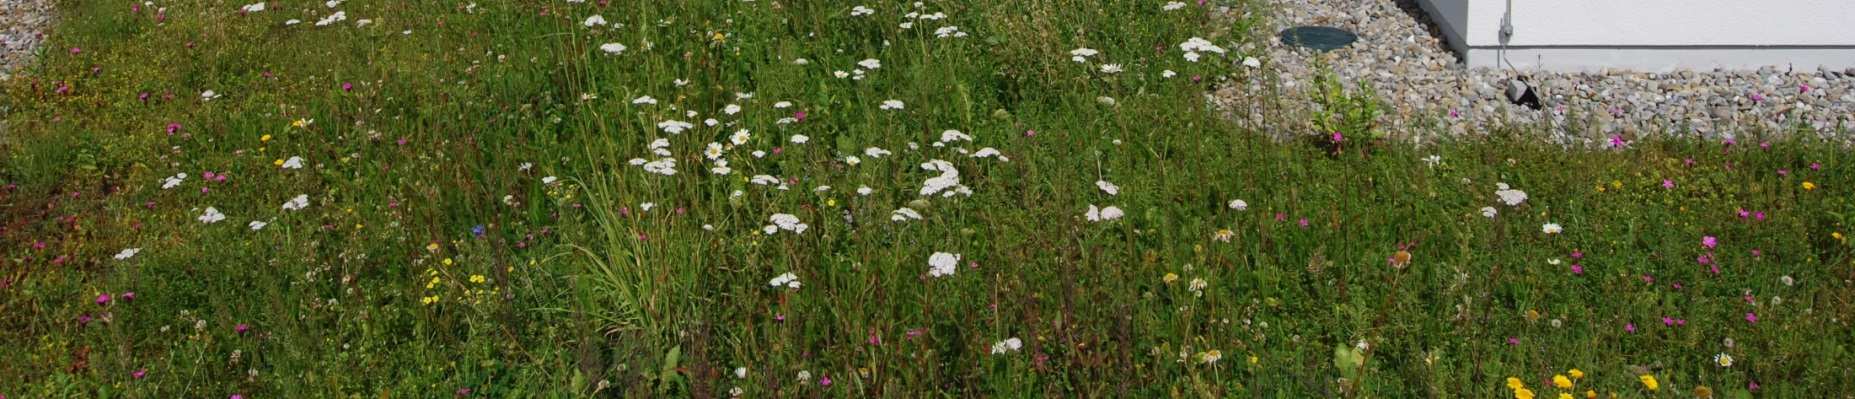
[711,32,727,43]
[292,118,312,128]
[1557,393,1573,399]
[442,258,454,267]
[427,242,441,252]
[469,274,486,284]
[1514,387,1535,399]
[1638,374,1658,391]
[1568,369,1584,379]
[1553,374,1572,389]
[260,134,272,142]
[1507,377,1525,390]
[273,159,285,167]
[1802,181,1817,191]
[421,295,439,305]
[1834,231,1845,241]
[1162,273,1179,284]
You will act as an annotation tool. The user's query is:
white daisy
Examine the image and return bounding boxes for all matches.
[880,100,905,110]
[114,248,141,260]
[599,43,627,54]
[281,156,305,169]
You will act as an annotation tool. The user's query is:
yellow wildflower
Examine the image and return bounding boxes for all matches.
[1557,394,1573,399]
[1553,374,1572,389]
[1802,181,1817,191]
[1507,377,1525,390]
[1514,387,1535,399]
[1638,374,1658,391]
[427,242,441,252]
[469,274,486,284]
[442,258,454,266]
[1568,369,1584,379]
[1162,273,1179,284]
[260,134,272,142]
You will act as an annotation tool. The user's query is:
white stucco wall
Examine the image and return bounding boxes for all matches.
[1419,0,1855,71]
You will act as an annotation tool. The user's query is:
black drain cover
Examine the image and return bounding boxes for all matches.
[1279,26,1357,52]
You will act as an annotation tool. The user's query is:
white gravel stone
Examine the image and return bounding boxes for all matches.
[1216,0,1855,145]
[1,0,54,80]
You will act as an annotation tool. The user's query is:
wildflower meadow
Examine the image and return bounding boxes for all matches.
[2,0,1853,397]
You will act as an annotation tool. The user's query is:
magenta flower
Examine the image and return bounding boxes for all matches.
[342,82,354,92]
[1297,217,1309,228]
[166,122,181,135]
[70,47,81,55]
[1505,337,1519,345]
[1662,179,1674,189]
[96,293,112,306]
[1625,323,1636,333]
[1745,312,1758,324]
[235,323,250,335]
[1570,264,1583,275]
[1330,131,1344,143]
[1810,162,1822,171]
[1610,135,1626,148]
[120,291,135,302]
[1702,236,1717,249]
[819,375,832,387]
[1662,317,1675,326]
[132,368,147,379]
[793,110,807,122]
[1024,129,1036,137]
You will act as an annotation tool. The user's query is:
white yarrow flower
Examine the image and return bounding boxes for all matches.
[1096,180,1120,196]
[282,194,310,211]
[928,252,960,277]
[583,14,608,27]
[198,207,227,224]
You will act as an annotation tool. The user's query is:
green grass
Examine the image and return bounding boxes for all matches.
[3,0,1854,397]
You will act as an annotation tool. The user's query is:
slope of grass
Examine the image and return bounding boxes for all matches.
[2,0,1852,397]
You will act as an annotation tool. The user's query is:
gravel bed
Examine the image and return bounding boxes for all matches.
[1,0,54,80]
[1218,0,1855,145]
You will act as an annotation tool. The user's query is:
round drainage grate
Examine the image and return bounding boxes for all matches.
[1279,26,1357,52]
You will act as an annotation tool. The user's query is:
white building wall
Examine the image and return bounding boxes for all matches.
[1419,0,1855,71]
